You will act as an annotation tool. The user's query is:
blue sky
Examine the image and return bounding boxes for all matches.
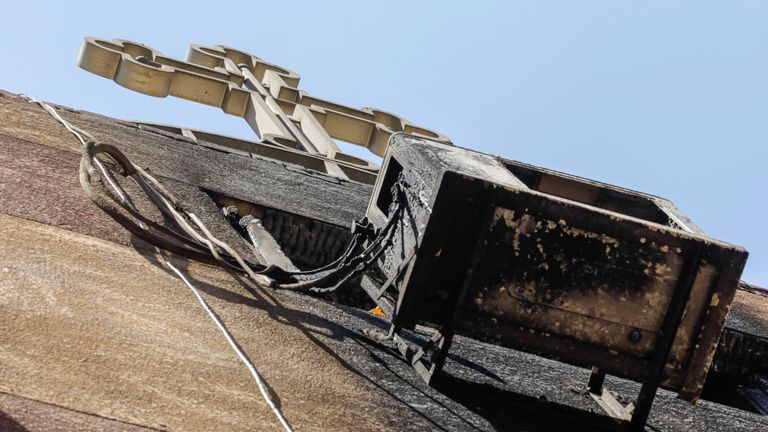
[3,1,767,286]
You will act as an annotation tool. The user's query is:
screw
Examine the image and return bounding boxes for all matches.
[629,330,642,343]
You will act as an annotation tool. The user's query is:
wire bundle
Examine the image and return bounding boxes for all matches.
[77,139,404,293]
[24,95,406,431]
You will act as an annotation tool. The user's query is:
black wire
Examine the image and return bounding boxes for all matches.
[272,185,406,291]
[79,139,406,295]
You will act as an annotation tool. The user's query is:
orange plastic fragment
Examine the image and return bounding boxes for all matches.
[369,306,386,317]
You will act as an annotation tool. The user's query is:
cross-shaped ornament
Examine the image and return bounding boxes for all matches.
[78,37,451,183]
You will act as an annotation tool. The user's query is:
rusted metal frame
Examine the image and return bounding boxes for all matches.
[461,192,648,355]
[677,245,748,399]
[459,182,745,395]
[454,185,690,429]
[629,243,705,430]
[466,188,709,428]
[358,135,750,428]
[469,205,706,428]
[440,241,705,430]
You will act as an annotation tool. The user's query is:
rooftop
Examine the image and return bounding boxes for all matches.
[1,90,766,431]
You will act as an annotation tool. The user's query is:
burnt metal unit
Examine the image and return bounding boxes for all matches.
[362,134,748,430]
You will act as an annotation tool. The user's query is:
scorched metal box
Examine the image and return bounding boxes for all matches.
[364,133,748,402]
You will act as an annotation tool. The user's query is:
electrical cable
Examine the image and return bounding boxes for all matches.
[25,95,405,431]
[23,96,300,432]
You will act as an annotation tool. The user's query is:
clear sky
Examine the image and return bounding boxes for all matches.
[3,1,766,286]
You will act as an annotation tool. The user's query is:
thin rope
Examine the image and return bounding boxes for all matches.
[23,95,294,432]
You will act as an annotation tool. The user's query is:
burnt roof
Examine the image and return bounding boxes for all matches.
[0,89,766,431]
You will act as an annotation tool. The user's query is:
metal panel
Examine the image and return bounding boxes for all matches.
[362,133,748,428]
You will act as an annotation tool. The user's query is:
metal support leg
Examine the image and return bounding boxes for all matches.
[589,367,606,396]
[629,246,704,431]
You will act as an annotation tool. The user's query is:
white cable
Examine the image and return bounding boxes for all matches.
[21,95,93,147]
[161,255,293,432]
[25,95,293,431]
[20,95,119,200]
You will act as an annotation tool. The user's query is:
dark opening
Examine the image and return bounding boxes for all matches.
[376,157,403,216]
[503,161,672,226]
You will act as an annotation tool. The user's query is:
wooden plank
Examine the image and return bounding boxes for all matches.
[0,90,371,228]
